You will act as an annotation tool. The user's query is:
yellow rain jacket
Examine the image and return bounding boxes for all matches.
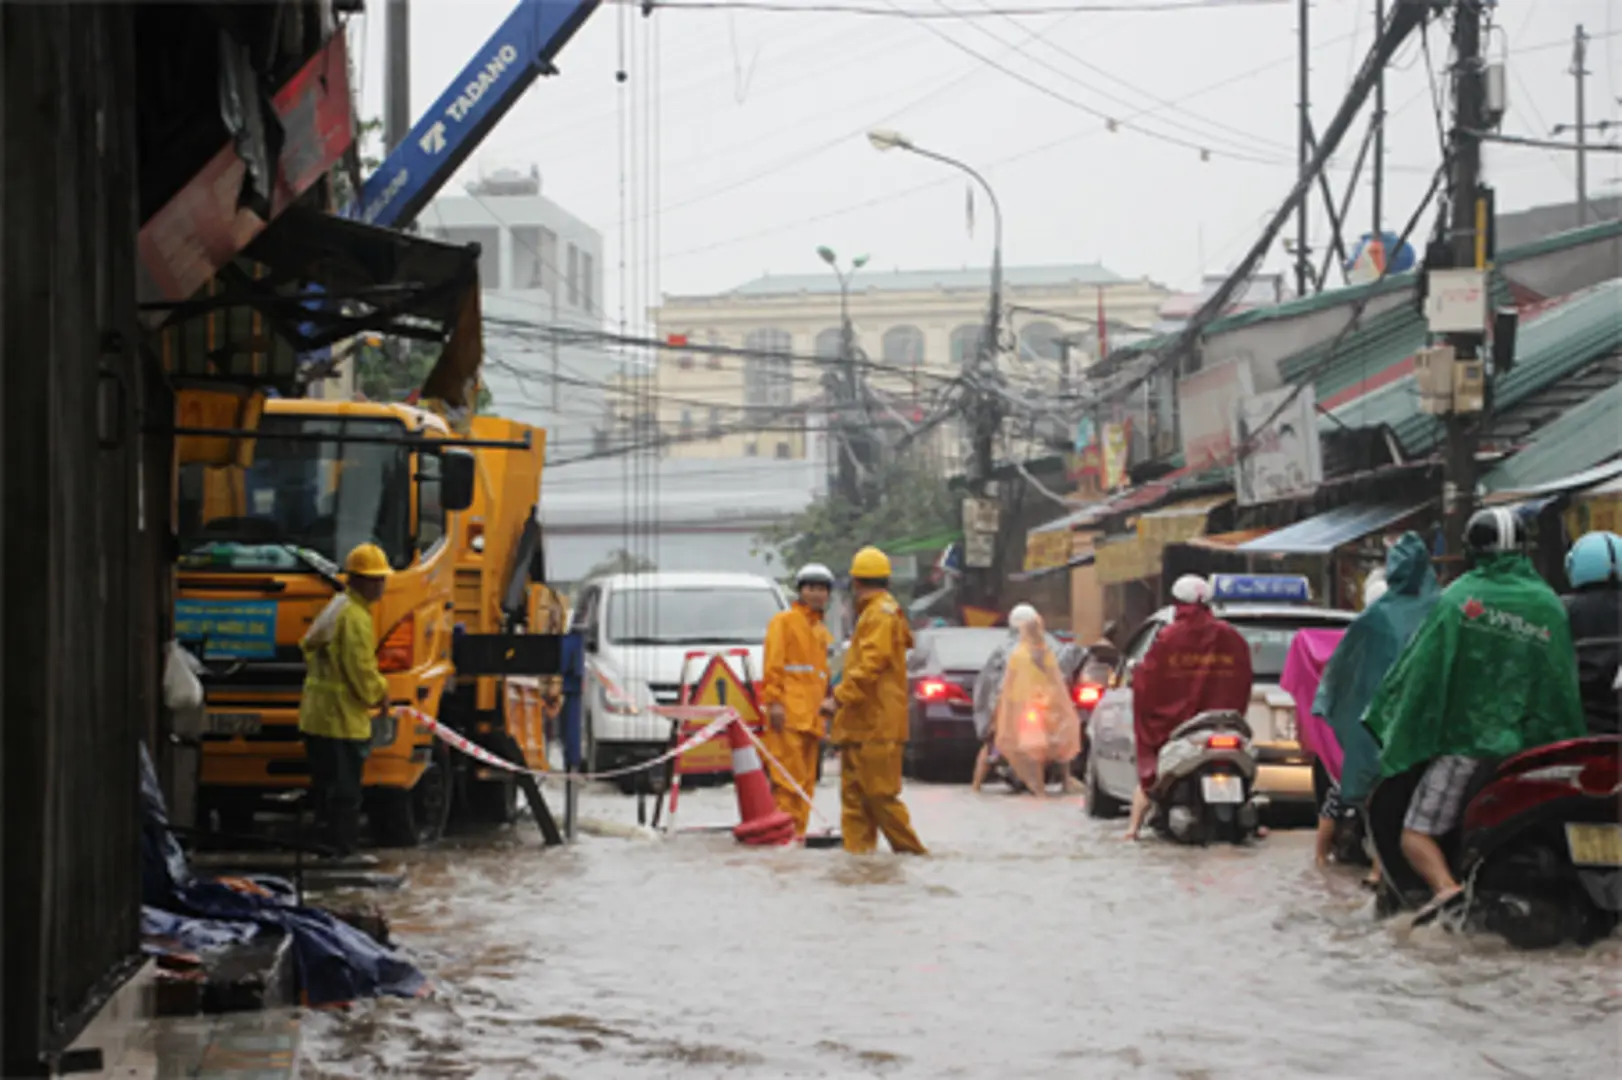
[299,590,389,741]
[760,601,834,734]
[832,590,913,744]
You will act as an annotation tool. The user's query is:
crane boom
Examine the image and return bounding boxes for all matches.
[352,0,602,229]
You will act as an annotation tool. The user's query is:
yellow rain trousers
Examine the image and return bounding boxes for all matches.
[759,601,833,835]
[832,591,926,855]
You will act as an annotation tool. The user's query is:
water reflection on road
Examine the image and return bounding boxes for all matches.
[301,779,1621,1079]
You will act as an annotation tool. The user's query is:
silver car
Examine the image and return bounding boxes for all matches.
[1083,600,1356,820]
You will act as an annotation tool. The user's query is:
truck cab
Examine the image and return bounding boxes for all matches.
[176,399,473,846]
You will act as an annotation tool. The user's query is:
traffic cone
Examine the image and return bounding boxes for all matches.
[726,717,796,846]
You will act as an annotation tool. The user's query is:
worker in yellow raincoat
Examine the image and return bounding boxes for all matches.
[821,547,927,855]
[299,543,392,854]
[760,562,836,835]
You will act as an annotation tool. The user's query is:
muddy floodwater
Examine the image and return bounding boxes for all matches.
[301,777,1622,1079]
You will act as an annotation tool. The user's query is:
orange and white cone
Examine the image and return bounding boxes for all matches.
[727,718,796,846]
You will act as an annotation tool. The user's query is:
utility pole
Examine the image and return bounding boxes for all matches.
[816,247,868,508]
[1441,0,1487,562]
[384,0,411,153]
[1572,24,1590,224]
[1296,0,1312,297]
[1373,0,1386,245]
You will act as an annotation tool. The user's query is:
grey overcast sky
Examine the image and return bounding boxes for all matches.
[350,0,1621,323]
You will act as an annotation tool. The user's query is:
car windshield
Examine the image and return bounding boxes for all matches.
[176,415,412,574]
[605,587,783,645]
[1233,618,1347,679]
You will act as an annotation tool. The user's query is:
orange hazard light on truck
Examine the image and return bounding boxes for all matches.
[377,614,415,672]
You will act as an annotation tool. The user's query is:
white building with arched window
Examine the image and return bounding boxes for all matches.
[643,263,1169,465]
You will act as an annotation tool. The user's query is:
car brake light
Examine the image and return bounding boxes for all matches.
[1073,683,1103,708]
[377,614,415,673]
[1207,733,1242,750]
[916,678,970,703]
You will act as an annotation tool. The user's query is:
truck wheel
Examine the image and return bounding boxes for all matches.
[369,745,452,847]
[464,776,518,825]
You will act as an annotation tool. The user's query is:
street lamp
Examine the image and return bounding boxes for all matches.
[816,245,871,506]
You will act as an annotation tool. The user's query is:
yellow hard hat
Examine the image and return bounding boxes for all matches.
[849,546,892,579]
[344,542,393,578]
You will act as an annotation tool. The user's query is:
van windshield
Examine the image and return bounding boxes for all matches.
[605,587,784,645]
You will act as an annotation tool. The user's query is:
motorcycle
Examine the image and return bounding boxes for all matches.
[1367,734,1622,948]
[1148,710,1264,845]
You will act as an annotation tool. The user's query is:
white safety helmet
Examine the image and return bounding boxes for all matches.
[1007,603,1039,629]
[794,562,836,589]
[1170,574,1211,606]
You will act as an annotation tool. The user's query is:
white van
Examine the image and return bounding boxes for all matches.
[569,571,788,787]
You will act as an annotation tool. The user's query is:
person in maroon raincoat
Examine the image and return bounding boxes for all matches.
[1123,575,1254,840]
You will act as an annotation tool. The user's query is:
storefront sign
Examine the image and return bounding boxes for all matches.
[1024,528,1071,572]
[1094,533,1158,585]
[138,34,354,305]
[1233,386,1323,507]
[1177,360,1254,469]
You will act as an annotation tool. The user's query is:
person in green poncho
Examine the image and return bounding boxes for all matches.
[1363,509,1586,916]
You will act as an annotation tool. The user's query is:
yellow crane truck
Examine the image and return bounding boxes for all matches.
[177,398,564,846]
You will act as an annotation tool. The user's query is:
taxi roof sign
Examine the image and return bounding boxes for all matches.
[1209,573,1311,604]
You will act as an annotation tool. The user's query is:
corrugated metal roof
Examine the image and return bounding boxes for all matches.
[1322,279,1622,456]
[1238,500,1432,555]
[1484,416,1622,493]
[1105,218,1622,367]
[722,263,1122,298]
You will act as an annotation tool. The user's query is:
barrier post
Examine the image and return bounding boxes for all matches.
[560,631,585,841]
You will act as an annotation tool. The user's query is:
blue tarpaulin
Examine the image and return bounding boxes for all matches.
[140,744,425,1006]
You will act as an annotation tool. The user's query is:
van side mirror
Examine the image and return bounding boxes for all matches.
[440,448,476,512]
[583,623,600,653]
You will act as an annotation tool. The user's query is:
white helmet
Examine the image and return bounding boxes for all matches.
[1170,574,1210,606]
[794,562,835,589]
[1008,603,1039,629]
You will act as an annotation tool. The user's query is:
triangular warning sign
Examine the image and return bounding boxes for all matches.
[678,655,761,775]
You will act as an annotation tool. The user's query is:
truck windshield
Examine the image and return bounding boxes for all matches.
[605,587,784,645]
[177,415,413,573]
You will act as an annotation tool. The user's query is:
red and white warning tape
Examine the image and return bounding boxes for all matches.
[395,705,739,785]
[739,724,836,829]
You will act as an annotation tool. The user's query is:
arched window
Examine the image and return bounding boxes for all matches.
[814,328,844,359]
[882,325,925,368]
[743,328,793,406]
[949,324,984,365]
[1019,321,1064,362]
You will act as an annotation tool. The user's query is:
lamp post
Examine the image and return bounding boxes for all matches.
[816,245,869,506]
[869,128,1005,610]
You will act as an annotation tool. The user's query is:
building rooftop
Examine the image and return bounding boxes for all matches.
[709,263,1124,300]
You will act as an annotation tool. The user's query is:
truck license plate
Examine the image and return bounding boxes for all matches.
[209,712,262,736]
[1565,823,1622,867]
[1201,773,1244,804]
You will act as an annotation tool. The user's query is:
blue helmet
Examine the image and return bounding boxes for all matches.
[1566,531,1622,589]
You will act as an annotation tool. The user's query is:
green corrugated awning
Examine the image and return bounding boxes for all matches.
[1483,379,1622,493]
[883,529,962,555]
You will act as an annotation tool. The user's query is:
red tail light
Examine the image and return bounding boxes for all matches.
[916,678,971,704]
[1465,738,1622,833]
[377,614,415,673]
[1073,682,1103,708]
[1207,733,1242,750]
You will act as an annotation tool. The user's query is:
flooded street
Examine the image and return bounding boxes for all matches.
[303,778,1621,1079]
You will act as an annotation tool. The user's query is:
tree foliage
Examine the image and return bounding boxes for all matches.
[756,458,957,576]
[352,334,494,411]
[583,548,658,579]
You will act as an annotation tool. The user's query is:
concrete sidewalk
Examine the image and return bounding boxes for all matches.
[95,1009,301,1080]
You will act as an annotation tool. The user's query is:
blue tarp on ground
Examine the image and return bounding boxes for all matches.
[140,744,425,1006]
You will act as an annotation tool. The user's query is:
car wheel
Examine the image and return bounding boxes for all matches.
[1085,755,1124,819]
[370,744,451,847]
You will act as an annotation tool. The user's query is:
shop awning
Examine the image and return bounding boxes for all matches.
[1238,500,1431,555]
[1483,456,1622,501]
